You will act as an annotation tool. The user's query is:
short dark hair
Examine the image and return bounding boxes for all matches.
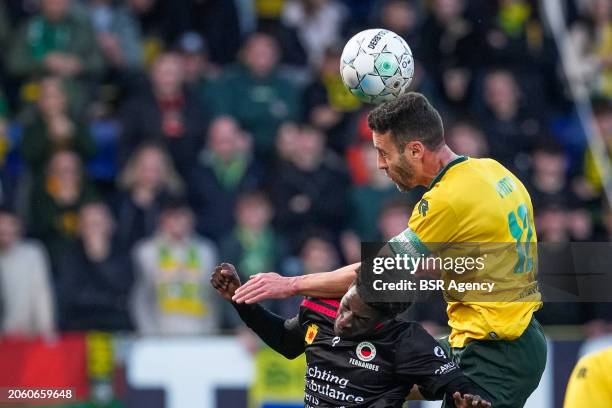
[367,92,444,152]
[354,267,412,318]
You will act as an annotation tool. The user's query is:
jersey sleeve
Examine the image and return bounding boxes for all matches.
[394,325,463,399]
[234,303,305,359]
[388,193,458,257]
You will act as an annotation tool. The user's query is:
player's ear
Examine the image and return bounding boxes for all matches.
[406,141,424,158]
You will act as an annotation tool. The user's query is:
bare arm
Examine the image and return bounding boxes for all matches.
[232,262,360,304]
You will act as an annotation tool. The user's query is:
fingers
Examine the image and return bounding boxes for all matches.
[452,391,464,408]
[232,277,266,303]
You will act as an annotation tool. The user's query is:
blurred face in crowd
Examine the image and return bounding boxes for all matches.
[567,208,593,241]
[160,207,194,241]
[79,203,114,240]
[128,0,155,13]
[41,0,71,21]
[447,123,489,158]
[592,0,611,23]
[242,34,279,77]
[39,78,67,117]
[533,150,566,178]
[208,117,248,161]
[236,194,272,232]
[301,237,339,275]
[484,70,520,118]
[378,205,411,240]
[133,147,166,190]
[433,0,464,22]
[293,127,325,170]
[537,206,569,243]
[48,151,81,187]
[0,213,21,249]
[276,122,300,161]
[381,0,416,34]
[151,54,185,96]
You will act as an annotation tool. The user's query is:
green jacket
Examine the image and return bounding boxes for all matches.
[21,115,97,185]
[208,64,301,156]
[7,12,104,78]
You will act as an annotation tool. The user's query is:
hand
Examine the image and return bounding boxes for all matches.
[232,272,296,304]
[453,392,491,407]
[210,263,241,301]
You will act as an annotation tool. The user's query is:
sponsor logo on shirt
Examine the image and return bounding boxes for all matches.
[356,342,376,362]
[305,324,318,345]
[435,361,458,375]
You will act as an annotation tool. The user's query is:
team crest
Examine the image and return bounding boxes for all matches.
[305,324,318,345]
[418,199,429,217]
[356,342,376,362]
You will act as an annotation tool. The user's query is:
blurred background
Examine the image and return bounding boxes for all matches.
[0,0,610,407]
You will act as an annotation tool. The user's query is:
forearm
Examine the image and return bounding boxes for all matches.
[292,262,360,298]
[233,303,304,359]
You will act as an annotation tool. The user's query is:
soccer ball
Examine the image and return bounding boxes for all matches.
[340,29,414,104]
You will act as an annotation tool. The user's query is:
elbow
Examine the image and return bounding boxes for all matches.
[283,350,304,360]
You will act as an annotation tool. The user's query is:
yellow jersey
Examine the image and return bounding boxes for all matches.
[564,348,612,408]
[391,156,542,347]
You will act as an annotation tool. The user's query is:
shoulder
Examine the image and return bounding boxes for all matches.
[300,297,340,321]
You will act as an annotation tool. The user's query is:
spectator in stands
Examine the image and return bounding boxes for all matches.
[178,32,220,87]
[7,0,104,110]
[210,32,301,159]
[376,198,412,242]
[269,125,349,250]
[57,202,133,331]
[420,0,481,80]
[218,190,287,328]
[189,117,262,241]
[0,207,55,339]
[582,99,612,196]
[377,0,421,52]
[303,45,361,152]
[119,51,208,180]
[349,143,403,241]
[131,197,218,335]
[29,150,96,273]
[219,191,286,282]
[536,202,570,243]
[21,77,96,187]
[476,68,540,172]
[446,120,489,158]
[114,143,184,252]
[281,0,348,67]
[188,0,243,66]
[564,0,612,99]
[526,142,571,209]
[86,0,143,72]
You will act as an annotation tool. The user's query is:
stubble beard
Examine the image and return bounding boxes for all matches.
[388,155,415,192]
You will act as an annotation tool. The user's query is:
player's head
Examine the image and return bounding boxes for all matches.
[367,92,445,191]
[334,268,411,338]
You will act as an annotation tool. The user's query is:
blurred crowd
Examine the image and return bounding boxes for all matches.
[0,0,610,342]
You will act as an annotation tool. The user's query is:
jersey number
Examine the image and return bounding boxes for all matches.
[507,204,534,273]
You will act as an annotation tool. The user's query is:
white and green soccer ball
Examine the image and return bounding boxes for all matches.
[340,29,414,104]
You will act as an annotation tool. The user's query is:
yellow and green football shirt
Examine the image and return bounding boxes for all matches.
[564,348,612,408]
[390,156,542,347]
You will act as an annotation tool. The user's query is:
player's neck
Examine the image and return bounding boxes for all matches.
[422,145,460,186]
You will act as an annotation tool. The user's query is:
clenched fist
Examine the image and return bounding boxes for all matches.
[210,262,242,301]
